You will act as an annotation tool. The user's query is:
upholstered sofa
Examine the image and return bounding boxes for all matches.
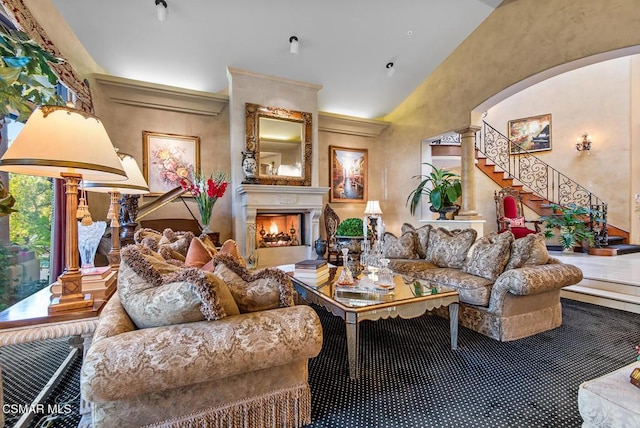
[383,224,583,341]
[81,233,323,428]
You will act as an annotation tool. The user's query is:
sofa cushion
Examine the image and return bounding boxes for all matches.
[381,231,419,259]
[426,228,477,268]
[505,233,549,270]
[388,259,438,276]
[463,232,514,281]
[211,254,295,313]
[412,267,493,306]
[118,245,239,328]
[185,236,218,269]
[401,223,432,258]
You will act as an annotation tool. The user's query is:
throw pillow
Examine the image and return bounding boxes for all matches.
[505,233,549,270]
[400,223,432,258]
[462,231,514,281]
[118,245,239,329]
[211,253,294,313]
[219,239,246,267]
[426,228,477,268]
[511,216,526,228]
[381,231,419,259]
[185,237,217,269]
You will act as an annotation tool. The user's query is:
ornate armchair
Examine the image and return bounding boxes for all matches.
[324,204,341,264]
[494,187,541,239]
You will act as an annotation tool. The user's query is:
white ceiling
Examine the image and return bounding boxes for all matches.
[50,0,500,119]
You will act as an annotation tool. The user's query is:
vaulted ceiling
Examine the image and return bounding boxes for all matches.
[50,0,501,119]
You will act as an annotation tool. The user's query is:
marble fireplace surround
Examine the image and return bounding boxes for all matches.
[236,184,330,267]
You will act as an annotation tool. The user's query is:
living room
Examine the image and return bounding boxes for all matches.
[0,0,639,427]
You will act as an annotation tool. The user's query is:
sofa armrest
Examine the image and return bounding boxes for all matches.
[81,305,323,403]
[488,262,583,314]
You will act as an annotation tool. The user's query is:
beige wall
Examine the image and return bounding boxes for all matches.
[380,0,640,238]
[88,77,233,241]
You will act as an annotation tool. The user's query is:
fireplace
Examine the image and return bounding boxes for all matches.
[235,184,330,267]
[256,213,304,248]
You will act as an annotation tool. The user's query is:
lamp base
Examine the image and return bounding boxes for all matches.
[48,271,94,313]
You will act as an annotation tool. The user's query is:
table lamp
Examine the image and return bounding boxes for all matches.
[364,200,383,240]
[0,105,127,313]
[84,152,149,270]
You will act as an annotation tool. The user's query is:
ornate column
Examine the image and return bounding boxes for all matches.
[455,126,482,219]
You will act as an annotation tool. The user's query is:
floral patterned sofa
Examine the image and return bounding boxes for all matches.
[383,224,583,341]
[81,233,323,428]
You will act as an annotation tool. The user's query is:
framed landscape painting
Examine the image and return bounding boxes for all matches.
[143,131,200,196]
[329,146,367,203]
[508,114,552,154]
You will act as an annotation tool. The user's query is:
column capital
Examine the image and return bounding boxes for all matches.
[455,125,481,135]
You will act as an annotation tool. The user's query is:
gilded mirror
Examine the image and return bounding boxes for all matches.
[245,103,312,186]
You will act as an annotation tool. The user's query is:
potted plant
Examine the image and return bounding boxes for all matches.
[406,162,462,219]
[335,217,367,254]
[539,203,601,251]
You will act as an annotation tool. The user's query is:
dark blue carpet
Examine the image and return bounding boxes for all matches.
[308,299,640,428]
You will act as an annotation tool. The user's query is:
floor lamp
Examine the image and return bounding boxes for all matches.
[84,152,149,270]
[0,105,127,313]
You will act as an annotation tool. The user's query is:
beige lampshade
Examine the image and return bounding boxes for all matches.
[0,105,126,181]
[364,200,382,215]
[84,152,150,194]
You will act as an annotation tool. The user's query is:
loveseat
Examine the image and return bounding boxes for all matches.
[81,231,323,428]
[383,224,583,341]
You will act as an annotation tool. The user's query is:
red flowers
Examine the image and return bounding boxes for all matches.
[179,170,230,229]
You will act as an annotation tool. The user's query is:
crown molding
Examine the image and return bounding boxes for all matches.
[92,74,228,116]
[318,111,390,137]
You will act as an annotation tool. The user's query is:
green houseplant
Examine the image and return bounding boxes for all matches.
[335,217,367,254]
[407,162,462,218]
[539,203,600,251]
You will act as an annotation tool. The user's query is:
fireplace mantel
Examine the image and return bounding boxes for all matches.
[235,185,330,266]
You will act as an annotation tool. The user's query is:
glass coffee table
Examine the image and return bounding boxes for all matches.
[281,265,460,379]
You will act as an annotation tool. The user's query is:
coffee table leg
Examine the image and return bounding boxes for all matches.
[449,302,459,350]
[345,315,359,379]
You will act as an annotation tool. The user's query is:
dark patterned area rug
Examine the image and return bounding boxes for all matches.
[307,299,639,428]
[0,299,637,428]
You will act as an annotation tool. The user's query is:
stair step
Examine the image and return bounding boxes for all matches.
[561,285,640,314]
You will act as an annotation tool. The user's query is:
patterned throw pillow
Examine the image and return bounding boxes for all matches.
[511,216,526,228]
[462,232,514,281]
[211,254,295,313]
[426,228,477,268]
[505,233,549,270]
[118,245,239,329]
[381,231,419,259]
[400,223,432,259]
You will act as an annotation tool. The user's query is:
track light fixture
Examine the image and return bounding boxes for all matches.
[386,62,395,78]
[289,36,299,55]
[155,0,167,22]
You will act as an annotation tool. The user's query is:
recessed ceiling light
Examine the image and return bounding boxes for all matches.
[407,30,413,36]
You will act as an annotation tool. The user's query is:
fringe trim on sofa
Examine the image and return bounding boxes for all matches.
[142,384,312,428]
[211,254,295,308]
[120,245,226,320]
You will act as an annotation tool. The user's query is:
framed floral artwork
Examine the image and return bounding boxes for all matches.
[142,131,201,196]
[508,113,552,154]
[329,146,367,203]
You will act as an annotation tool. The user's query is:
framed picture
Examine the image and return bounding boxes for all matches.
[329,146,367,203]
[508,114,552,154]
[143,131,201,196]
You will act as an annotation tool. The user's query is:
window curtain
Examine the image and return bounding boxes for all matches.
[2,0,95,280]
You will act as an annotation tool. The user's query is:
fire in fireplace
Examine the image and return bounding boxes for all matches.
[255,213,304,248]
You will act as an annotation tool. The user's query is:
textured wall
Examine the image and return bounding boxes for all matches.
[380,0,640,238]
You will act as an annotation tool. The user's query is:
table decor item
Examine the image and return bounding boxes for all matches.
[180,170,230,233]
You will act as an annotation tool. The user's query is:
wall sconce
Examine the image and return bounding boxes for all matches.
[576,132,592,155]
[289,36,299,55]
[155,0,167,22]
[386,62,395,78]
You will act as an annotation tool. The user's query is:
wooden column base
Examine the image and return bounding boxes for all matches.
[49,271,94,314]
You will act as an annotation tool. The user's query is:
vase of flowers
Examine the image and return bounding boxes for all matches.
[180,170,230,233]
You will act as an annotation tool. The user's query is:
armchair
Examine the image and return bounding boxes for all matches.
[494,187,541,239]
[324,204,341,264]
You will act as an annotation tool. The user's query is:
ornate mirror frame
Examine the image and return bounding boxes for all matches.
[245,103,312,186]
